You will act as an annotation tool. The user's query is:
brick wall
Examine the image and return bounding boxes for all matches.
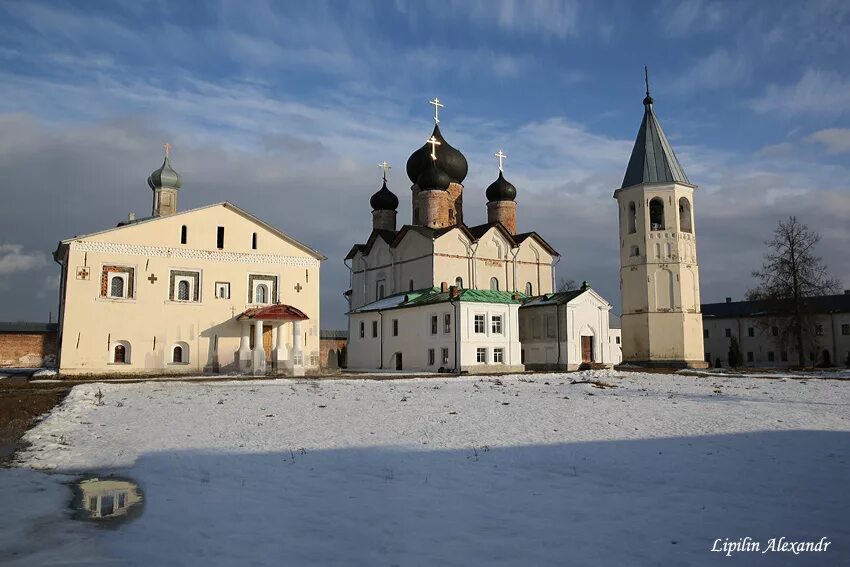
[320,338,347,368]
[0,331,57,368]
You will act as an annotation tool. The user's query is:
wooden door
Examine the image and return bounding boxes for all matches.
[263,325,274,363]
[581,336,593,363]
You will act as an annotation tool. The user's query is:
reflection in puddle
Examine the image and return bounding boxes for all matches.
[72,476,144,524]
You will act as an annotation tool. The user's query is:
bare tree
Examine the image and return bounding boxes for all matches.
[558,278,578,292]
[747,216,839,366]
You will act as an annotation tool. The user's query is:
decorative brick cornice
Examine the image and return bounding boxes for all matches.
[71,241,320,268]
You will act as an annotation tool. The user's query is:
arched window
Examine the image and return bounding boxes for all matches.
[256,284,268,304]
[177,280,190,301]
[110,276,125,298]
[525,282,533,296]
[455,277,463,289]
[173,345,183,363]
[678,197,692,233]
[490,277,499,291]
[378,283,385,299]
[627,202,636,234]
[114,345,126,363]
[649,198,665,231]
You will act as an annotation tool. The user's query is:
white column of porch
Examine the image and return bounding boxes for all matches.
[252,319,266,376]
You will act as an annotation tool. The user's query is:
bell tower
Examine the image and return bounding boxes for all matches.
[613,69,707,368]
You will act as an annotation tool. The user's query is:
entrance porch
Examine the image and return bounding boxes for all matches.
[236,304,309,376]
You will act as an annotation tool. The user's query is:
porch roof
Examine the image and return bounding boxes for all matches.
[237,304,309,321]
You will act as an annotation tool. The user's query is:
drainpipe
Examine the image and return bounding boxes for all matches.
[450,294,460,373]
[379,311,384,369]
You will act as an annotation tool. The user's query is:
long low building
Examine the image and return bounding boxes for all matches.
[702,292,850,368]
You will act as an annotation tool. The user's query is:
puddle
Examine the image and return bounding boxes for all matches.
[70,475,144,525]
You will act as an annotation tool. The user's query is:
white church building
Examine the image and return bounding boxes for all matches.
[53,149,325,377]
[345,100,617,373]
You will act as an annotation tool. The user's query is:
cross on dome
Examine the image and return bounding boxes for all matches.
[495,149,507,172]
[429,97,444,124]
[378,160,391,182]
[164,143,171,158]
[427,135,441,160]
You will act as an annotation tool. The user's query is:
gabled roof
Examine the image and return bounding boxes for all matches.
[362,229,398,255]
[520,286,611,309]
[702,294,850,319]
[345,244,365,261]
[57,202,326,260]
[513,231,560,257]
[621,97,691,189]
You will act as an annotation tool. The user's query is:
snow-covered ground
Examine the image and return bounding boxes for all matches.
[3,369,849,565]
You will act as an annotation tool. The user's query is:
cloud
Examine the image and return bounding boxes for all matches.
[751,69,850,116]
[659,0,725,36]
[0,244,47,276]
[669,49,750,93]
[806,128,850,154]
[441,0,580,39]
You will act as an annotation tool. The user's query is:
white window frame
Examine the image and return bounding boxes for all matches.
[441,347,449,366]
[428,348,435,366]
[430,315,438,335]
[476,347,487,364]
[493,348,504,363]
[474,314,486,334]
[215,282,231,299]
[109,274,127,299]
[443,313,451,334]
[491,315,503,335]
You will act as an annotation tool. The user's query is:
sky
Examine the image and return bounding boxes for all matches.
[0,0,849,329]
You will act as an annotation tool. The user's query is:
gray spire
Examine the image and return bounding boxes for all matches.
[620,72,690,189]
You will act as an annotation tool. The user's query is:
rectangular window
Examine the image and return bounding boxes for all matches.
[476,348,487,363]
[372,321,378,338]
[493,348,504,363]
[703,328,709,338]
[392,319,399,337]
[252,232,257,250]
[546,314,556,338]
[101,266,135,299]
[532,316,541,339]
[815,324,824,336]
[725,328,732,338]
[181,225,187,245]
[428,348,435,366]
[842,324,849,336]
[771,326,779,337]
[768,351,775,362]
[474,314,486,334]
[781,350,788,362]
[216,226,225,249]
[491,315,503,334]
[444,313,451,334]
[248,275,277,304]
[359,321,365,339]
[215,282,230,299]
[169,270,201,302]
[431,315,438,335]
[747,327,755,337]
[441,348,449,365]
[746,351,754,362]
[616,336,621,345]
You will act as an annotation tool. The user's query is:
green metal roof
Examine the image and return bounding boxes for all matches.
[350,287,525,314]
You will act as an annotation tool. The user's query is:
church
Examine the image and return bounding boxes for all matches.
[345,99,618,373]
[53,149,325,376]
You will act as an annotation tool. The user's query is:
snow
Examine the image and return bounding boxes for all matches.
[5,369,850,565]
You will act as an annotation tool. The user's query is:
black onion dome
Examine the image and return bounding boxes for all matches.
[416,159,451,191]
[370,180,399,211]
[406,124,468,185]
[486,171,517,202]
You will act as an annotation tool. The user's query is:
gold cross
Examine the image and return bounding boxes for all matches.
[495,149,507,172]
[427,135,441,161]
[429,97,444,124]
[378,161,391,182]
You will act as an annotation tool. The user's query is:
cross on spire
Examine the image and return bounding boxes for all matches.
[164,143,171,158]
[495,149,507,172]
[644,65,650,97]
[429,97,444,124]
[427,135,441,160]
[378,160,391,182]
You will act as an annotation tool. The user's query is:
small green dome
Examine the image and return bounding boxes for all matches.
[148,156,182,190]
